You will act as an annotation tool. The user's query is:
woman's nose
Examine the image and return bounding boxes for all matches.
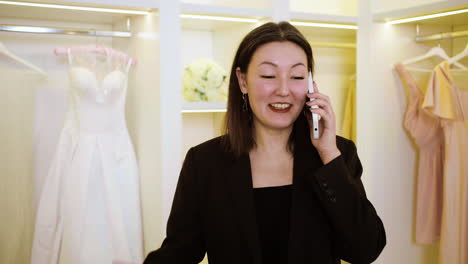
[276,76,290,96]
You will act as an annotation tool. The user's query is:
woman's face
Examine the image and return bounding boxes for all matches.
[237,41,308,132]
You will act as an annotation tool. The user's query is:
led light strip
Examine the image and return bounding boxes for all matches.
[180,14,258,23]
[0,24,131,37]
[386,8,468,25]
[290,21,357,30]
[0,0,150,15]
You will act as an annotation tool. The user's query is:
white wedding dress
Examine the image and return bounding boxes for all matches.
[31,49,143,264]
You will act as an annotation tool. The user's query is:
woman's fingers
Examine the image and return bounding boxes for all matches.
[305,98,330,109]
[307,92,331,104]
[306,98,335,119]
[313,80,318,93]
[310,107,331,122]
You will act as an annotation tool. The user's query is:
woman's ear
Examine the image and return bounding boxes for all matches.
[236,67,248,94]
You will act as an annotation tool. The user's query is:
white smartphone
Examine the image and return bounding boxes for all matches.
[308,72,320,139]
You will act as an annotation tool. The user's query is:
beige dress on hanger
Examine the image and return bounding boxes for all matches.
[341,77,356,143]
[395,63,444,244]
[423,61,468,264]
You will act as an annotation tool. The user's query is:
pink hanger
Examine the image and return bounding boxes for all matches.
[54,45,137,66]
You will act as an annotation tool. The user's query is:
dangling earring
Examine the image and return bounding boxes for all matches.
[242,93,248,112]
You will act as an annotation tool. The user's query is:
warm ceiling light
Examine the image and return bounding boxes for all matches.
[386,8,468,25]
[0,1,151,15]
[0,24,132,37]
[180,14,258,23]
[290,21,357,30]
[1,25,56,33]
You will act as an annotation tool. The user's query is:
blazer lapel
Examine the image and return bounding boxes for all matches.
[292,132,321,181]
[224,152,262,264]
[290,117,323,190]
[288,124,325,263]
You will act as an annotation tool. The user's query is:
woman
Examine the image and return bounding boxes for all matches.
[144,21,386,264]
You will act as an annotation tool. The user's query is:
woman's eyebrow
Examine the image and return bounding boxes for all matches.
[258,61,277,67]
[257,61,306,68]
[291,62,306,68]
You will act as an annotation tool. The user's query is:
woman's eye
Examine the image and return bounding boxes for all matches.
[260,75,275,79]
[292,76,305,80]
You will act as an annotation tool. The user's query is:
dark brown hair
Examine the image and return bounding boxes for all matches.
[222,21,314,157]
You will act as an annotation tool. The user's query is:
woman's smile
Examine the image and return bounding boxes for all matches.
[268,103,292,113]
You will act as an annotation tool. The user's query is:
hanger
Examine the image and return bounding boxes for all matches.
[54,44,137,66]
[448,43,468,70]
[0,41,47,76]
[401,45,466,72]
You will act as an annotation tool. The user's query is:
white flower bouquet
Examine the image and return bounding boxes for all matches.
[183,58,227,101]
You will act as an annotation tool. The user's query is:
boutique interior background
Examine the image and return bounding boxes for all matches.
[359,0,467,264]
[0,0,466,263]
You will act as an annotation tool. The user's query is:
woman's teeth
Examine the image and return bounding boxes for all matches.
[270,103,291,109]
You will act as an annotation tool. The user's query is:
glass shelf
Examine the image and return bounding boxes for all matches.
[182,101,227,113]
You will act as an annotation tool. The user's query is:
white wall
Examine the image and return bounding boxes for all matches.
[290,0,357,16]
[372,0,446,13]
[154,0,184,255]
[454,24,468,59]
[181,0,272,9]
[182,113,225,156]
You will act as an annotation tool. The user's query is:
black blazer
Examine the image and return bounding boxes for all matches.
[144,127,386,264]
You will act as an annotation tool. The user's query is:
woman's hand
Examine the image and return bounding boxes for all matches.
[305,81,341,164]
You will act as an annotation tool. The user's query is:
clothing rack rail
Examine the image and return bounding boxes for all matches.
[416,30,468,42]
[0,24,131,38]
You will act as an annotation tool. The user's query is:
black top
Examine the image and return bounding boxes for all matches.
[254,184,293,264]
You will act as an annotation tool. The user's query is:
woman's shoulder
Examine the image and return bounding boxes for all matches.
[188,135,231,159]
[184,135,235,173]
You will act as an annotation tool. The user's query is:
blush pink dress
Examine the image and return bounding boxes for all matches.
[395,63,445,244]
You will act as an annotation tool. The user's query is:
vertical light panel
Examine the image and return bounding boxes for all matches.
[159,0,182,235]
[123,13,163,255]
[356,0,373,196]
